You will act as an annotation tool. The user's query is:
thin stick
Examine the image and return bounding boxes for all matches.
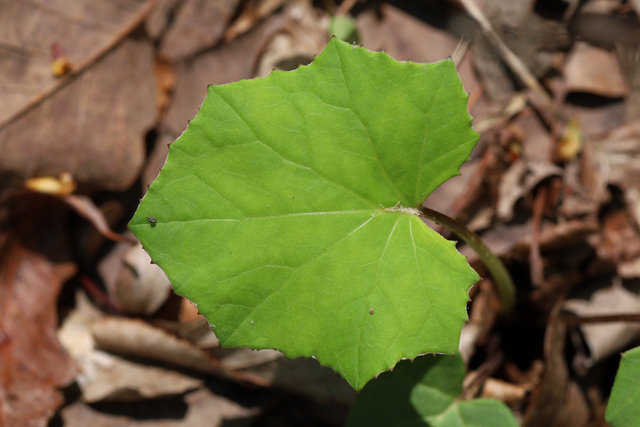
[562,313,640,326]
[530,187,547,287]
[419,206,516,312]
[451,36,471,66]
[0,0,158,130]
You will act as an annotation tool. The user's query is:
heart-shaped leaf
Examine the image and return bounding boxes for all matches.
[130,38,480,389]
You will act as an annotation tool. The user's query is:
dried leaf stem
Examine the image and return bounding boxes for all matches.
[419,206,516,312]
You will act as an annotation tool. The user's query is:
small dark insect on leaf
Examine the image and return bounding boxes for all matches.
[369,308,374,314]
[146,217,156,224]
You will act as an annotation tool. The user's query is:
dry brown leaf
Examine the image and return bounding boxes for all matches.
[0,202,78,427]
[158,0,241,60]
[94,314,357,405]
[0,0,154,123]
[0,1,157,194]
[564,41,627,98]
[162,12,287,137]
[145,0,182,40]
[568,12,640,122]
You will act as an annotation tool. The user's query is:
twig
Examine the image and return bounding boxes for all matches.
[451,36,471,66]
[529,187,547,287]
[0,0,158,130]
[456,0,554,108]
[562,313,640,326]
[419,206,516,312]
[79,275,125,314]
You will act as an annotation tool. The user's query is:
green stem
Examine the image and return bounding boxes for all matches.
[418,206,516,312]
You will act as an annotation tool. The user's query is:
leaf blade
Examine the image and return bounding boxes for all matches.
[131,38,480,389]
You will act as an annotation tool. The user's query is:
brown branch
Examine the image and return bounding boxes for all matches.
[529,187,547,287]
[562,313,640,326]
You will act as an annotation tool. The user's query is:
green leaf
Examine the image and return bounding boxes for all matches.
[438,399,520,427]
[130,37,479,389]
[346,355,519,427]
[606,346,640,427]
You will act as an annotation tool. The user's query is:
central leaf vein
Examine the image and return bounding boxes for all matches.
[163,210,375,224]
